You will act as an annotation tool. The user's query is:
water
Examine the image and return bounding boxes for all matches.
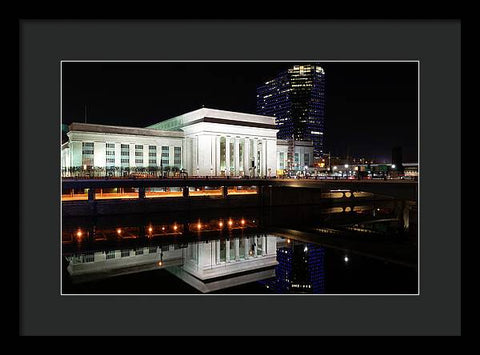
[62,199,418,294]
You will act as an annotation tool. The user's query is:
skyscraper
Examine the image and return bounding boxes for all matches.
[257,64,326,162]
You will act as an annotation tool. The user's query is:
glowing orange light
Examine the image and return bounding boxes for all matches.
[162,226,165,231]
[158,261,163,266]
[173,225,178,231]
[219,221,223,227]
[228,220,233,227]
[148,227,153,233]
[76,230,82,238]
[117,228,122,235]
[287,239,291,244]
[240,219,245,225]
[197,223,202,230]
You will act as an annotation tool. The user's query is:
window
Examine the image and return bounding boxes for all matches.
[149,146,157,156]
[106,250,116,260]
[121,249,130,258]
[121,144,130,166]
[294,153,299,165]
[135,248,144,255]
[174,147,181,167]
[82,142,94,167]
[121,144,129,155]
[135,145,143,166]
[304,153,310,167]
[279,152,285,169]
[106,143,115,168]
[161,146,169,166]
[82,142,94,154]
[149,246,157,254]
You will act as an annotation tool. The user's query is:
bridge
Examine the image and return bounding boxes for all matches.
[62,177,417,201]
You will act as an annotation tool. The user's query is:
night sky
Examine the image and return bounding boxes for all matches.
[62,61,418,162]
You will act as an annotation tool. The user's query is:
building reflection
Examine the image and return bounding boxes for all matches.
[260,240,325,294]
[64,228,280,293]
[62,200,414,294]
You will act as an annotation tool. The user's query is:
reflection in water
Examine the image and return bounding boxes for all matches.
[260,241,325,294]
[62,199,417,294]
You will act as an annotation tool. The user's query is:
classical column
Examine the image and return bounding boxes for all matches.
[243,138,250,174]
[253,236,258,257]
[234,238,240,261]
[261,235,266,256]
[225,239,230,262]
[216,240,221,264]
[245,237,250,259]
[225,137,231,176]
[216,136,221,176]
[262,139,267,177]
[234,137,240,176]
[253,139,258,177]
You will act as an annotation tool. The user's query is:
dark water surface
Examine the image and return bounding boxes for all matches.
[62,199,418,294]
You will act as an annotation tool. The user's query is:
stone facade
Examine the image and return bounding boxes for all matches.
[61,108,314,177]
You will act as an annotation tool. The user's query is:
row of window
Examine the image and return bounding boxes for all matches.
[82,143,182,167]
[278,152,310,169]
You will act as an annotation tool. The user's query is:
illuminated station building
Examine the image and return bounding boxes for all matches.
[61,107,313,178]
[257,64,326,164]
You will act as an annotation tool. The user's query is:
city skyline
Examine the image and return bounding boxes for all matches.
[62,61,418,162]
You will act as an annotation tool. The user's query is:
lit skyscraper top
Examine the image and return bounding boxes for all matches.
[257,64,326,160]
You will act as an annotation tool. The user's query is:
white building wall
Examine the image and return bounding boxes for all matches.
[114,143,121,167]
[64,130,185,171]
[94,142,106,168]
[181,236,278,280]
[70,141,82,167]
[143,144,149,168]
[129,143,135,169]
[266,139,277,177]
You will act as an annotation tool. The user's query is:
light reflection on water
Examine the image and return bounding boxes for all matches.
[62,200,417,294]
